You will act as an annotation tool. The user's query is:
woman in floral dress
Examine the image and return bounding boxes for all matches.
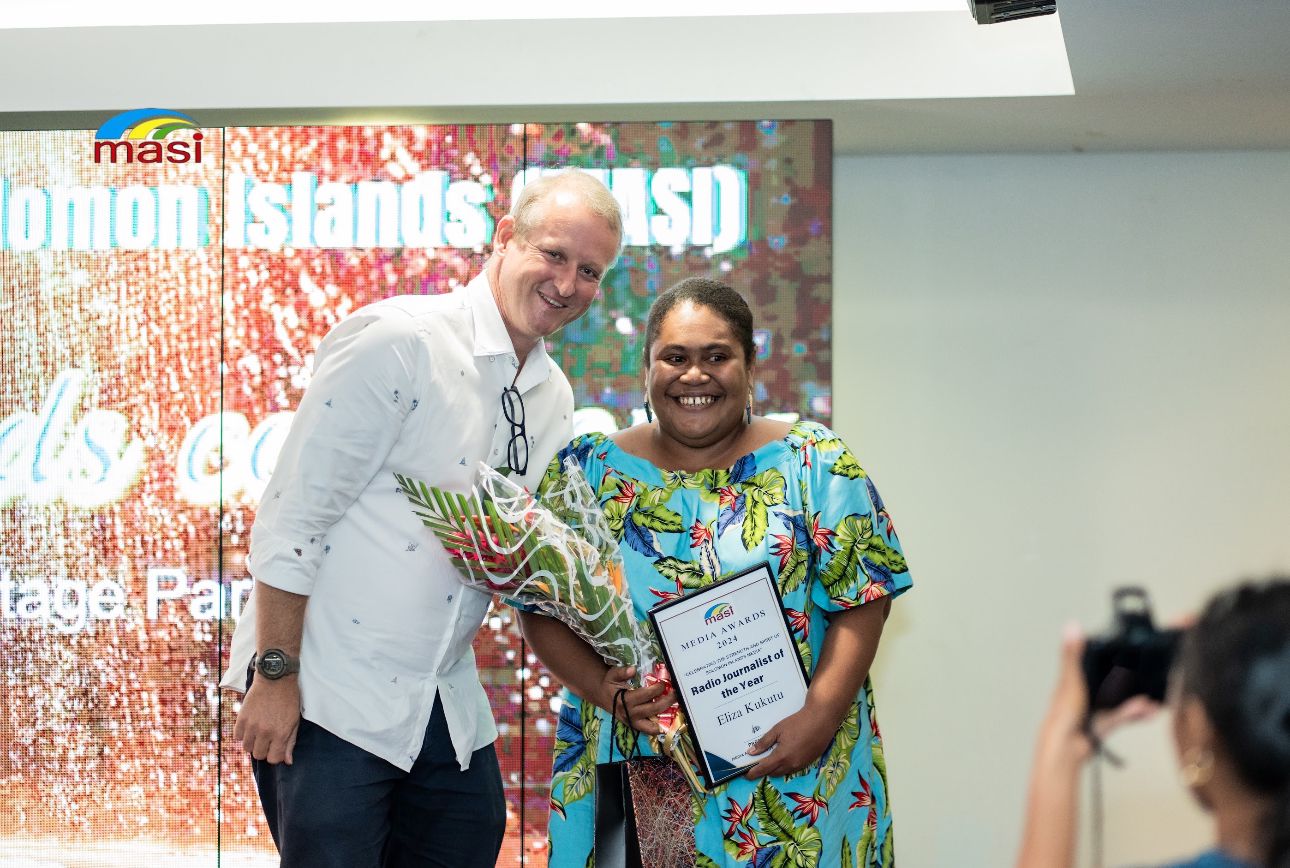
[519,277,913,867]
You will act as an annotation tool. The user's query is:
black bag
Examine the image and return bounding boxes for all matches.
[592,689,695,868]
[594,688,646,868]
[594,754,644,868]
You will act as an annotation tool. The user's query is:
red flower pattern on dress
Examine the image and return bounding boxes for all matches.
[733,827,761,860]
[787,791,829,824]
[786,607,809,638]
[879,509,897,541]
[648,586,683,604]
[808,513,836,552]
[721,796,753,837]
[717,486,739,510]
[611,480,637,504]
[769,532,797,570]
[689,520,713,547]
[861,582,889,603]
[850,778,874,821]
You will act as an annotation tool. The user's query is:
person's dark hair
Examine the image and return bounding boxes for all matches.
[642,278,756,368]
[1177,577,1290,868]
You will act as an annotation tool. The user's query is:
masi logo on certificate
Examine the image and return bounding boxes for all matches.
[649,562,810,788]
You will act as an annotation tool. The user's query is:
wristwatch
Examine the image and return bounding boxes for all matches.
[254,648,301,680]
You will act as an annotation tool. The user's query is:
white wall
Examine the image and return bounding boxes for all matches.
[833,150,1290,867]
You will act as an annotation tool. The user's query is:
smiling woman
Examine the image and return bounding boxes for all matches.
[517,277,915,867]
[628,278,759,469]
[640,279,758,462]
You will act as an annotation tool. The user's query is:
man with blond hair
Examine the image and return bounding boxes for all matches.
[222,170,623,867]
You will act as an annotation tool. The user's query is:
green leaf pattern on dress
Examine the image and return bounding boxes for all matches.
[534,421,911,867]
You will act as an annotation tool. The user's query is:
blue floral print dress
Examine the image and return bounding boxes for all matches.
[536,420,913,868]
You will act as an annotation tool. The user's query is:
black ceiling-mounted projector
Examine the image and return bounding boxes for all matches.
[969,1,1057,24]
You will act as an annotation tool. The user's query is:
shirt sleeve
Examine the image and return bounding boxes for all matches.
[800,423,913,613]
[248,305,430,595]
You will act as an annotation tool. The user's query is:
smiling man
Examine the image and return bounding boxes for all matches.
[220,170,622,868]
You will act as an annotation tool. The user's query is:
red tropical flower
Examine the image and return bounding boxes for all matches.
[877,505,897,539]
[787,791,829,824]
[732,827,761,860]
[850,778,873,813]
[689,520,714,547]
[769,533,797,570]
[649,586,683,604]
[717,486,739,510]
[785,608,809,638]
[861,582,889,603]
[800,437,815,470]
[808,513,836,552]
[611,480,637,504]
[721,796,754,836]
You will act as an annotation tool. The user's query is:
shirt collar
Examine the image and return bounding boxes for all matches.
[465,271,555,389]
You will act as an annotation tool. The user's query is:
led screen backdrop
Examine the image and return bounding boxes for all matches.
[0,120,831,866]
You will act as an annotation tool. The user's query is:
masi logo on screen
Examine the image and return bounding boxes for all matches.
[92,107,204,164]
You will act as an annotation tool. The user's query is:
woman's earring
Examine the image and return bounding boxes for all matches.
[1180,747,1214,788]
[745,393,753,426]
[644,399,654,423]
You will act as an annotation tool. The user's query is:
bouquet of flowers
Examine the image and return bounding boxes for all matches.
[394,459,701,791]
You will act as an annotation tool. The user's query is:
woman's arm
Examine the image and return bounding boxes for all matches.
[1016,628,1089,868]
[1016,627,1157,868]
[518,609,671,733]
[744,597,891,778]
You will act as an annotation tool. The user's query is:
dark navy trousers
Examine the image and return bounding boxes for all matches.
[251,697,506,868]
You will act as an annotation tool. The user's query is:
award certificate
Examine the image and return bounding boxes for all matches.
[648,562,809,788]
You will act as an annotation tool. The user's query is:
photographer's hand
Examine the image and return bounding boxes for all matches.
[1016,625,1158,868]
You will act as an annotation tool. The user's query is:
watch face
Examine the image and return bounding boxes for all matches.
[260,652,286,680]
[258,650,290,679]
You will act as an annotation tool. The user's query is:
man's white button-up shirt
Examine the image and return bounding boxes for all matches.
[221,272,575,771]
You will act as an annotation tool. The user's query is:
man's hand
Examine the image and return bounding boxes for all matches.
[234,677,302,765]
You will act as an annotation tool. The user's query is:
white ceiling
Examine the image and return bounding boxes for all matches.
[1,0,1287,154]
[0,0,969,26]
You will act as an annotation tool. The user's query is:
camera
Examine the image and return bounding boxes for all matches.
[968,1,1056,25]
[1082,587,1183,712]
